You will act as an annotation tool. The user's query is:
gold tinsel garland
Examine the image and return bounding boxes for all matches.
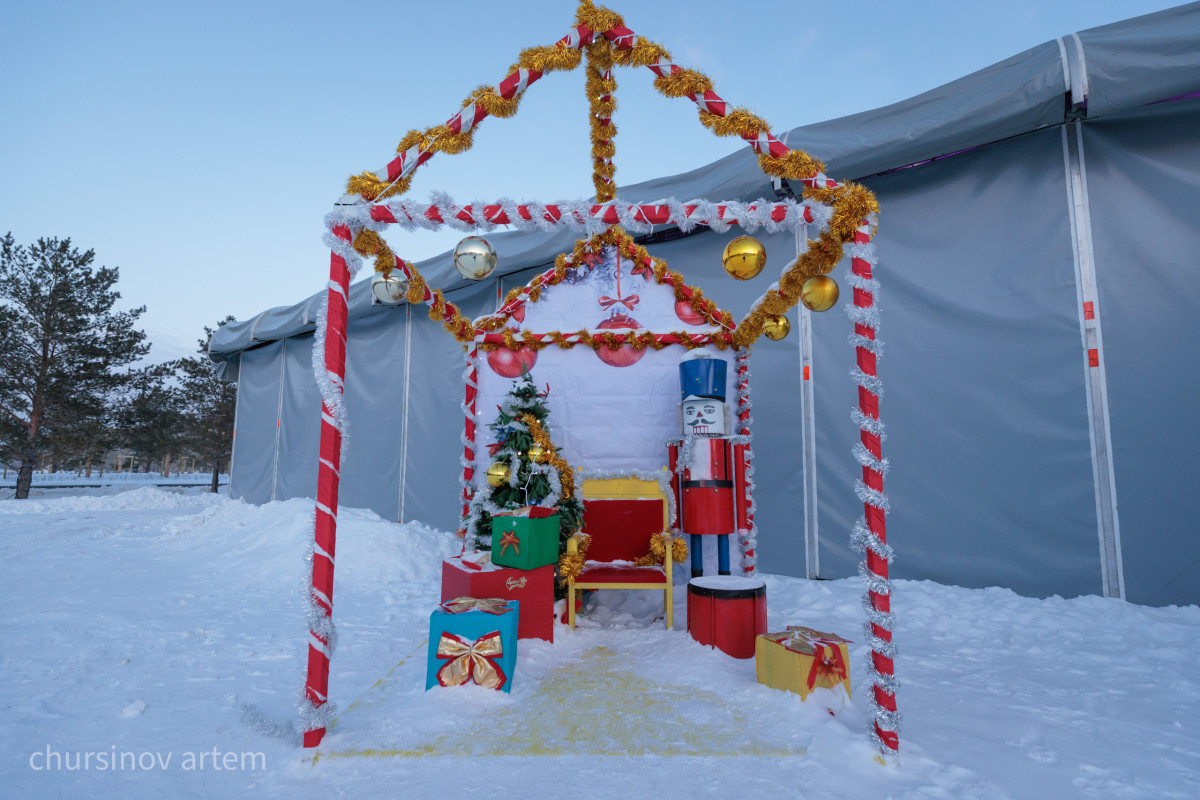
[345,0,880,349]
[557,534,590,586]
[634,532,688,567]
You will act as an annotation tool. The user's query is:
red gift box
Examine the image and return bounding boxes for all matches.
[440,556,555,642]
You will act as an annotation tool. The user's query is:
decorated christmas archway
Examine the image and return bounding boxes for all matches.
[302,0,897,758]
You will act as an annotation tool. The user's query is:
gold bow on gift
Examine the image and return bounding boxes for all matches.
[439,597,511,615]
[435,630,507,690]
[498,530,520,556]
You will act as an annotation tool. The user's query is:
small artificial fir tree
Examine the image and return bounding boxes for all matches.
[466,372,583,559]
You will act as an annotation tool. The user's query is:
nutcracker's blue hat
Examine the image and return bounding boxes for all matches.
[679,352,726,402]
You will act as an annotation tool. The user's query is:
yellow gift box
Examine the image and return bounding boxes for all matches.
[755,626,852,701]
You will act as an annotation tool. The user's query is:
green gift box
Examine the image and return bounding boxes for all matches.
[491,509,560,571]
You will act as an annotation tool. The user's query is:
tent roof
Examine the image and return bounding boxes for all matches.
[210,1,1200,363]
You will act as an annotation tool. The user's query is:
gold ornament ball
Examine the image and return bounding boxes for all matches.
[801,275,840,312]
[453,236,498,281]
[762,314,791,341]
[527,443,549,464]
[486,462,511,487]
[722,236,767,280]
[371,270,408,304]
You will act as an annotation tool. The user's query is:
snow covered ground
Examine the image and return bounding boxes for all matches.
[2,487,1198,799]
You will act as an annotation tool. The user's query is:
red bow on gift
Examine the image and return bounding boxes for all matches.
[763,626,853,691]
[498,531,520,556]
[435,630,507,690]
[598,294,639,311]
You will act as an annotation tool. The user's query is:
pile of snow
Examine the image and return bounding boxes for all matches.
[3,488,1198,798]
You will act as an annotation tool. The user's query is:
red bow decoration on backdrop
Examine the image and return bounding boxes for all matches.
[598,294,640,311]
[435,630,507,689]
[630,261,654,279]
[498,531,520,556]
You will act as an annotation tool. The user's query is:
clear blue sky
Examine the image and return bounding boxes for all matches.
[0,0,1184,362]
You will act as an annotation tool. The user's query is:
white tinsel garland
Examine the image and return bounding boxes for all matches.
[331,193,834,238]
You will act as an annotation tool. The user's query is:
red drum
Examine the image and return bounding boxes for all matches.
[687,576,767,659]
[670,437,735,536]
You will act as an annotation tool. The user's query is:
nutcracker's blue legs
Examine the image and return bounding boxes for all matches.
[717,534,730,575]
[691,534,703,578]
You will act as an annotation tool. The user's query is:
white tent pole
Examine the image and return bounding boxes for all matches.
[1062,120,1125,600]
[399,302,413,523]
[797,223,820,579]
[271,339,287,502]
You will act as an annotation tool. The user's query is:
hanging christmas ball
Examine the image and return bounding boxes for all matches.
[722,236,766,280]
[801,275,840,312]
[453,236,498,281]
[487,346,538,378]
[527,443,549,464]
[486,462,511,488]
[371,270,408,304]
[762,313,791,341]
[674,298,706,326]
[595,313,647,368]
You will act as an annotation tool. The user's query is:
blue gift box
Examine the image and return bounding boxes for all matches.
[425,598,519,693]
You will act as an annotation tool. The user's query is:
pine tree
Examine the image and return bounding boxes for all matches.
[175,317,237,493]
[466,373,584,554]
[0,234,148,498]
[115,364,184,473]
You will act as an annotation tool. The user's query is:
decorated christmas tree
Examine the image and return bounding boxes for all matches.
[465,372,584,556]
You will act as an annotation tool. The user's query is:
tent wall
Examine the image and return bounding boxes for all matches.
[1082,99,1200,607]
[217,5,1200,605]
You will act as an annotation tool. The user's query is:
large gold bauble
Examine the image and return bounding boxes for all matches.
[801,275,840,312]
[762,314,791,341]
[486,462,511,487]
[371,270,408,304]
[722,236,766,280]
[453,236,498,280]
[527,443,549,464]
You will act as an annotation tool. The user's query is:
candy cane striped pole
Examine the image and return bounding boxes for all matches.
[302,224,352,748]
[734,350,757,574]
[848,221,901,757]
[460,345,479,538]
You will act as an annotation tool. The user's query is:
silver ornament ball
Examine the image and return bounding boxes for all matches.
[371,271,408,304]
[453,236,498,281]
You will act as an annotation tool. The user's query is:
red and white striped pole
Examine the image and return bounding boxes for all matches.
[302,223,352,748]
[848,221,900,757]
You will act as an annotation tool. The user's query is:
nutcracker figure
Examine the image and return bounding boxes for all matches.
[669,353,750,577]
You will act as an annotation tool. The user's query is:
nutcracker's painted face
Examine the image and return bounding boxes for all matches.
[682,398,726,436]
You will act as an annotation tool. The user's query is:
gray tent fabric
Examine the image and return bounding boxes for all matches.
[215,4,1200,606]
[1082,100,1200,607]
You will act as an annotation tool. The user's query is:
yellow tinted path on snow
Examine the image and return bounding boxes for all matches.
[317,645,806,760]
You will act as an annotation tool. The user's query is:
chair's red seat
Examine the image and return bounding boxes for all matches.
[577,563,667,584]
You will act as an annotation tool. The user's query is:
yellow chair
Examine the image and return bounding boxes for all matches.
[566,472,674,629]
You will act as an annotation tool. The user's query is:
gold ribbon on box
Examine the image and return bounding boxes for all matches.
[764,626,853,691]
[439,597,512,615]
[435,631,508,690]
[498,530,521,556]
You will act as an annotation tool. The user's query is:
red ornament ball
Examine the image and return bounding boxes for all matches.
[595,314,646,368]
[487,346,538,377]
[674,298,706,326]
